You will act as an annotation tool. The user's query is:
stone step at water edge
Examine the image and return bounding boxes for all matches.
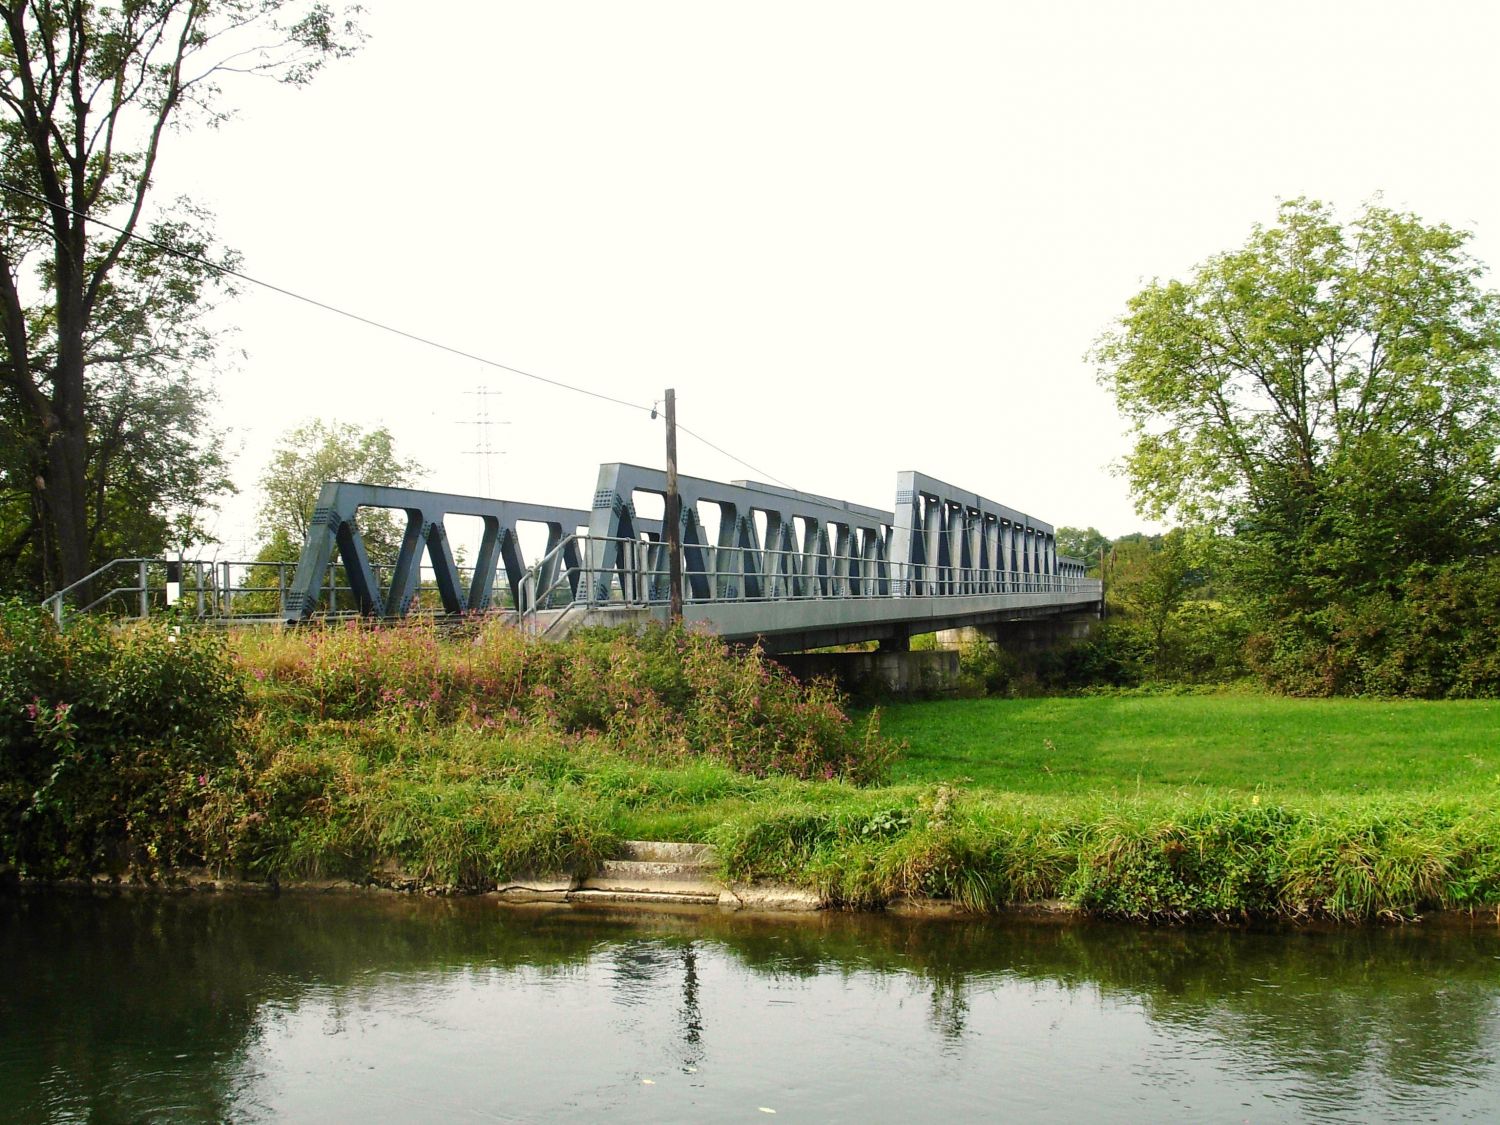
[567,888,726,908]
[581,871,725,898]
[618,840,717,865]
[597,858,717,882]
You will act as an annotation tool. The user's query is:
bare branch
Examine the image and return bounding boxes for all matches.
[84,7,199,316]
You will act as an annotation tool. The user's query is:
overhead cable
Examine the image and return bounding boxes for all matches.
[0,179,790,485]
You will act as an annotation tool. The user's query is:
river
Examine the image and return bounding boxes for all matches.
[2,893,1498,1122]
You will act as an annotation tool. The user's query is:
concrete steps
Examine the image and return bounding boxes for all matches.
[568,888,723,907]
[495,840,821,912]
[576,841,724,905]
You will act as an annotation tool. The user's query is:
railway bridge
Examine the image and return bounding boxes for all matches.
[281,464,1102,654]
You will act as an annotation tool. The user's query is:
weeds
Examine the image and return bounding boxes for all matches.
[6,608,1499,921]
[0,601,244,877]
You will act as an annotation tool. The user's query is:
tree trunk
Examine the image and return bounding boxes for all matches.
[46,219,93,592]
[43,413,91,591]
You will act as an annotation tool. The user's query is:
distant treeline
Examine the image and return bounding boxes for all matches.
[990,527,1500,699]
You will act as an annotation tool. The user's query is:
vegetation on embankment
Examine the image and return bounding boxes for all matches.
[4,606,1500,923]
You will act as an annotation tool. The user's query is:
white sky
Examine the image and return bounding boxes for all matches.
[154,0,1500,558]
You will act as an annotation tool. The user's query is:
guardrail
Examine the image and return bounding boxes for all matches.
[43,537,1100,632]
[41,556,497,628]
[518,533,1102,631]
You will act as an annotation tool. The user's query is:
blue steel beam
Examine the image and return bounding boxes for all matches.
[281,471,1096,643]
[888,470,1059,597]
[283,481,591,623]
[586,464,895,606]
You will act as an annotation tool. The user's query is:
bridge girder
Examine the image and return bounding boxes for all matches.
[283,481,591,623]
[280,468,1099,645]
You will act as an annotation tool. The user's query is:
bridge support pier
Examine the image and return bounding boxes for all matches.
[772,649,959,698]
[977,611,1098,654]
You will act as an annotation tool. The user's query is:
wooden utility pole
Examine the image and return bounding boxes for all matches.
[664,388,683,623]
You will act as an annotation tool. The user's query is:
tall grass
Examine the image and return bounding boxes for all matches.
[234,618,892,784]
[187,617,895,888]
[7,609,1500,921]
[709,790,1500,921]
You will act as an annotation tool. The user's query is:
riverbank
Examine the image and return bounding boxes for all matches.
[11,861,1499,930]
[11,780,1500,924]
[4,612,1498,923]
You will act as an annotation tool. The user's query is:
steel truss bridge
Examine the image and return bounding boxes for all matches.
[278,465,1101,652]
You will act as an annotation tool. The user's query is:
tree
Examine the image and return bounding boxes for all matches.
[1108,530,1193,668]
[1055,525,1110,568]
[256,420,423,563]
[1094,199,1500,619]
[0,2,361,596]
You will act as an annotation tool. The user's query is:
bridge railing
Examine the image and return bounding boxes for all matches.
[41,556,495,628]
[521,533,1102,626]
[43,539,1100,632]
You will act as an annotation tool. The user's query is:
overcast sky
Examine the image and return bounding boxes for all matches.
[154,0,1500,557]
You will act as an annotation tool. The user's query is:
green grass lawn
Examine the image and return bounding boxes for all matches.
[878,694,1500,799]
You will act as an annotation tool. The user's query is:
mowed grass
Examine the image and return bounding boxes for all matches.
[878,694,1500,799]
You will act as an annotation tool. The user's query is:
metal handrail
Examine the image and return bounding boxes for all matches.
[519,532,1103,628]
[41,554,497,628]
[42,558,157,626]
[45,538,1101,630]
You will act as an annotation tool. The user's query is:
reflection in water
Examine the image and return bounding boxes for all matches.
[679,944,703,1068]
[2,892,1498,1122]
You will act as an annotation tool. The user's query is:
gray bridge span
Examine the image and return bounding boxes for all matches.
[284,465,1102,653]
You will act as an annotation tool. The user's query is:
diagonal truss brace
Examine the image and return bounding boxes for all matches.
[888,471,1064,596]
[283,481,590,623]
[586,464,895,605]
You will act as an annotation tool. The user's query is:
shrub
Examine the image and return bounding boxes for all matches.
[955,636,1022,695]
[0,603,245,877]
[239,620,893,785]
[1248,558,1500,698]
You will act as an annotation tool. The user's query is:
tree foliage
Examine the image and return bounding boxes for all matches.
[1095,199,1500,694]
[0,1,361,596]
[1055,525,1110,566]
[256,419,423,564]
[1095,198,1500,556]
[1109,531,1194,664]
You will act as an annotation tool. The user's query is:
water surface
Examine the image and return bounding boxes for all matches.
[3,893,1498,1122]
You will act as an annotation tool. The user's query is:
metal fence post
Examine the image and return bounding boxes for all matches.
[138,560,149,619]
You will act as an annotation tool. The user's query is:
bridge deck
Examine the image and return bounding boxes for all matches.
[530,586,1102,652]
[242,465,1103,651]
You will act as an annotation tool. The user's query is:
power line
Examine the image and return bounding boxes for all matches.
[0,178,791,485]
[677,420,787,486]
[0,179,650,414]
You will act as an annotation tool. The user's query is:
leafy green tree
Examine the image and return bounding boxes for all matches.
[1055,526,1110,568]
[1091,530,1246,684]
[256,420,424,563]
[1096,199,1500,545]
[1108,530,1194,669]
[1094,199,1500,686]
[236,421,422,615]
[0,2,361,596]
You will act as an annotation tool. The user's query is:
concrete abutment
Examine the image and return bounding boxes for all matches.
[773,609,1100,697]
